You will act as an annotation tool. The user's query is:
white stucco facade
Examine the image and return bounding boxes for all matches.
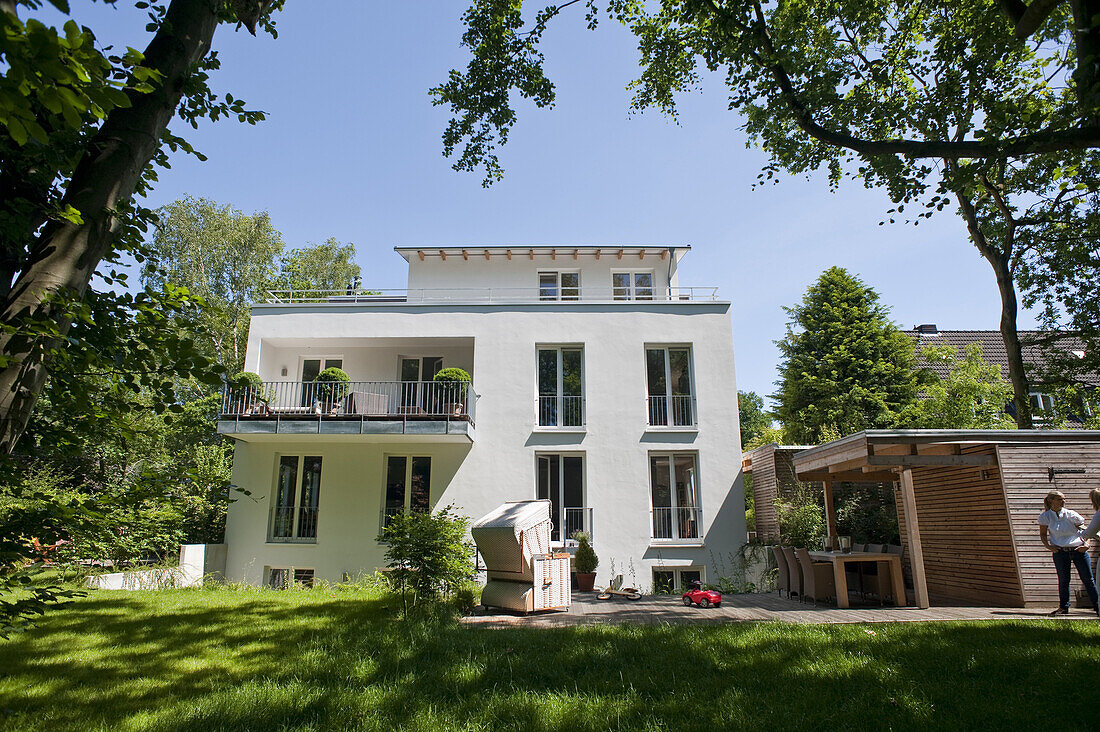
[222,246,745,592]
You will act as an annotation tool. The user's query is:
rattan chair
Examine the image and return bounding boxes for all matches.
[781,545,803,601]
[795,548,836,606]
[772,546,791,598]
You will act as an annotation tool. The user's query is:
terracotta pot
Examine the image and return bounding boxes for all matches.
[574,572,597,592]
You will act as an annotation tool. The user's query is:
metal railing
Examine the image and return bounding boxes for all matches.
[537,395,585,427]
[651,507,703,541]
[263,286,719,304]
[561,507,594,542]
[221,380,474,422]
[270,506,318,543]
[646,395,696,427]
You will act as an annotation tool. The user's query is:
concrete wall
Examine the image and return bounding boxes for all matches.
[229,300,743,591]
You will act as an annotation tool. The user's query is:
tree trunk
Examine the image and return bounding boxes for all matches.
[0,0,222,454]
[953,188,1034,428]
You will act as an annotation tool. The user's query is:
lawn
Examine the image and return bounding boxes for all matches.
[1,585,1098,731]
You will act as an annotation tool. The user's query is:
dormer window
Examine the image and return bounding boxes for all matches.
[613,271,654,300]
[539,271,580,301]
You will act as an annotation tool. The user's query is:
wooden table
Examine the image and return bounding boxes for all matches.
[809,551,907,609]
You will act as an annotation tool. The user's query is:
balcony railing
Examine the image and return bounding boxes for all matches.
[651,507,703,541]
[561,507,594,543]
[263,286,719,305]
[221,380,474,422]
[537,395,585,427]
[270,506,318,543]
[647,395,697,427]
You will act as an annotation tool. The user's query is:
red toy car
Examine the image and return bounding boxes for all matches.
[681,580,722,608]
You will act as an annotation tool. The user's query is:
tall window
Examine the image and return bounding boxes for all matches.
[539,271,580,301]
[400,356,443,412]
[646,347,695,426]
[300,357,342,406]
[650,453,701,541]
[271,455,322,542]
[538,347,584,427]
[536,454,587,542]
[612,271,654,300]
[382,455,431,528]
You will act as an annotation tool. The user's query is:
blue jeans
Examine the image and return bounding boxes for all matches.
[1052,548,1099,610]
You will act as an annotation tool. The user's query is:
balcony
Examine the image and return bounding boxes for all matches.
[218,381,475,440]
[651,507,703,544]
[262,286,719,305]
[646,395,697,428]
[536,395,585,428]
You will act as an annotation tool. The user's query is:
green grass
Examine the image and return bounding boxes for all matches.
[1,585,1099,731]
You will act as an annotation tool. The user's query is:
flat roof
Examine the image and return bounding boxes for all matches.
[394,245,690,262]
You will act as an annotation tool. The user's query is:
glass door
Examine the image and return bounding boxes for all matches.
[537,454,584,542]
[399,357,443,412]
[300,357,342,407]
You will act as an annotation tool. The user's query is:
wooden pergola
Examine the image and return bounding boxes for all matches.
[790,430,1100,609]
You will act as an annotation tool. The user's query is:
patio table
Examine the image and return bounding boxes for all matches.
[809,551,907,609]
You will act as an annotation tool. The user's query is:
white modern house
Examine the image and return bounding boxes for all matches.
[219,245,745,592]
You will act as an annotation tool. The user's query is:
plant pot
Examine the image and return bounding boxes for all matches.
[574,572,596,592]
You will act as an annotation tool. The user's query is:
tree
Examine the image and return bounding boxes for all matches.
[435,0,1100,427]
[911,343,1017,429]
[0,0,282,455]
[142,196,284,374]
[377,506,475,617]
[774,267,924,444]
[737,390,778,449]
[276,237,361,293]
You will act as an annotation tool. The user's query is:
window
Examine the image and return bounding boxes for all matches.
[652,568,703,593]
[646,347,695,426]
[650,453,701,541]
[539,271,580,301]
[612,271,654,300]
[538,347,584,427]
[270,455,322,542]
[1029,391,1055,414]
[400,356,443,412]
[536,454,588,542]
[266,567,314,589]
[382,455,431,528]
[300,357,343,406]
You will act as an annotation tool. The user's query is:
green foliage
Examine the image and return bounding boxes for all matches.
[276,238,361,293]
[910,343,1016,429]
[776,485,826,549]
[737,390,772,448]
[433,367,471,383]
[571,530,598,573]
[774,268,925,444]
[377,505,475,616]
[833,483,900,545]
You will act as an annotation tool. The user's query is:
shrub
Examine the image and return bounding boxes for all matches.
[313,367,350,405]
[777,485,826,548]
[571,531,598,573]
[377,505,475,616]
[432,368,471,383]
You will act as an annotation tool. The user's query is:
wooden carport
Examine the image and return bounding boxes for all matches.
[792,430,1100,609]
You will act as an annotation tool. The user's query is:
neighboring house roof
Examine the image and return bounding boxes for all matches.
[903,326,1094,387]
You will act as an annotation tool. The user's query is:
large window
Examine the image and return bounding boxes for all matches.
[536,454,588,542]
[400,356,443,412]
[271,455,322,542]
[382,455,431,528]
[539,271,580,301]
[646,347,695,427]
[649,453,701,541]
[612,271,654,300]
[300,357,343,407]
[538,347,584,427]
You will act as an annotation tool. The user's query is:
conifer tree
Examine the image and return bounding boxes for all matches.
[774,268,922,444]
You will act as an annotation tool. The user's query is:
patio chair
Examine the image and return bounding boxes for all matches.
[781,546,803,601]
[771,546,790,598]
[795,548,836,606]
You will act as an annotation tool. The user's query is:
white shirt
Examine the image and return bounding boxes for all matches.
[1077,510,1100,541]
[1038,508,1086,548]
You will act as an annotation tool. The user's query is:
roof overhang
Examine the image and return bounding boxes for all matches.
[792,429,1100,482]
[394,245,690,263]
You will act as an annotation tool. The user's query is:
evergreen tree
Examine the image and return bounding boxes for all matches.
[774,268,923,444]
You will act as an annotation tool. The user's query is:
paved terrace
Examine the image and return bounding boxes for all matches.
[461,592,1098,628]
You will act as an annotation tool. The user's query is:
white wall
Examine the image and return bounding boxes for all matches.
[227,300,744,591]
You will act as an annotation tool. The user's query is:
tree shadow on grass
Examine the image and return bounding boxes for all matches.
[2,592,1099,731]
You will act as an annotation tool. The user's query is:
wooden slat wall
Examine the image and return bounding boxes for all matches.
[749,445,781,543]
[894,446,1024,607]
[997,443,1100,606]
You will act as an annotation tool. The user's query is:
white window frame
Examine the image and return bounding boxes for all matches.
[535,452,589,544]
[1029,390,1055,414]
[611,270,656,300]
[648,451,703,544]
[380,454,433,529]
[265,566,315,589]
[538,270,581,301]
[536,345,585,429]
[268,455,322,544]
[645,345,696,428]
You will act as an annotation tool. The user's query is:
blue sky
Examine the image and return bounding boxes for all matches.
[62,0,1038,403]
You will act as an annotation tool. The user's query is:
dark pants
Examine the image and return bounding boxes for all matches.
[1053,548,1099,610]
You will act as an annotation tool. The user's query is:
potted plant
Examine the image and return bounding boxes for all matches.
[571,531,598,592]
[231,371,269,415]
[313,366,350,414]
[432,367,471,415]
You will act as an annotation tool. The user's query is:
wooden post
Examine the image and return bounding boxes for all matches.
[899,468,930,608]
[822,480,839,539]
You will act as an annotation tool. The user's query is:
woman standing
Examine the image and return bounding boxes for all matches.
[1037,490,1099,616]
[1075,488,1100,614]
